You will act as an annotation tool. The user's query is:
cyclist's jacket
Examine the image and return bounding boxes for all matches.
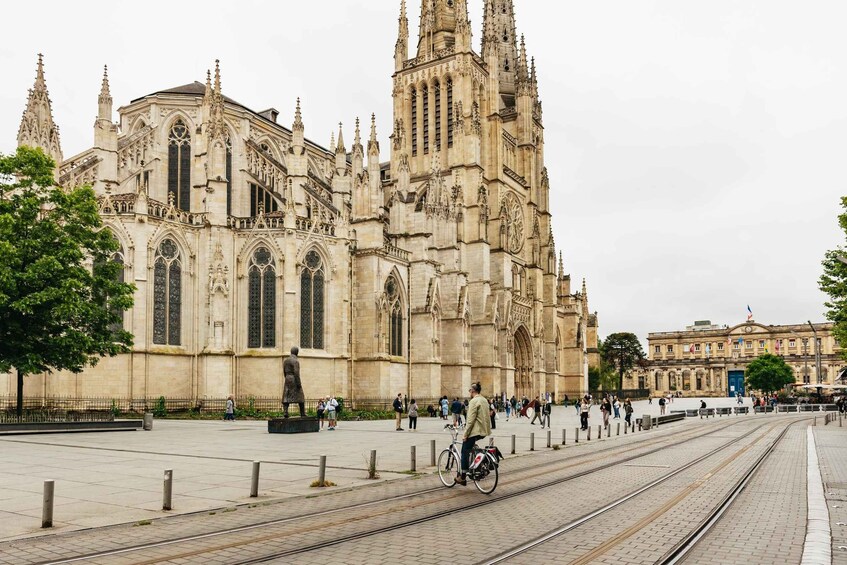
[465,395,491,439]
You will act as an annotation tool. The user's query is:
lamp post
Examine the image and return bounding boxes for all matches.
[808,321,822,397]
[802,338,810,385]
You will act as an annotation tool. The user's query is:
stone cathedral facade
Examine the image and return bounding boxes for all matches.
[4,0,599,405]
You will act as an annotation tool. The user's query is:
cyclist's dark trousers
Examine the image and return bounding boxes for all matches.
[580,412,588,430]
[461,435,484,476]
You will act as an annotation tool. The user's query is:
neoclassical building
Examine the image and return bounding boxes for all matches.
[631,320,844,396]
[3,0,599,405]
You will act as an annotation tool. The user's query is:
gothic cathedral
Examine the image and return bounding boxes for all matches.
[5,1,599,405]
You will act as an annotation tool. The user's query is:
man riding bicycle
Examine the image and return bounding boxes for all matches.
[457,381,491,486]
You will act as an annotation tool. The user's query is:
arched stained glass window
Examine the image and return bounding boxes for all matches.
[447,78,454,148]
[434,81,442,151]
[411,88,418,157]
[386,276,403,357]
[422,85,429,154]
[153,238,181,346]
[300,250,325,349]
[248,247,276,349]
[167,120,191,212]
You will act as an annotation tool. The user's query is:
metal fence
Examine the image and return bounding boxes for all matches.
[0,410,115,424]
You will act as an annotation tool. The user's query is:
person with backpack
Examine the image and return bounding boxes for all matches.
[407,399,418,431]
[659,395,667,415]
[316,398,326,428]
[393,393,404,431]
[624,398,633,426]
[451,397,464,426]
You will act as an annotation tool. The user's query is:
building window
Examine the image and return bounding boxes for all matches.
[718,342,724,351]
[411,88,418,157]
[759,340,765,349]
[153,238,181,346]
[654,371,662,390]
[789,339,796,348]
[654,345,660,354]
[733,341,740,350]
[300,250,325,349]
[447,78,454,148]
[422,85,429,154]
[434,80,442,150]
[745,341,752,349]
[386,276,403,357]
[247,247,276,349]
[167,120,191,211]
[250,183,279,217]
[695,344,701,352]
[667,345,674,353]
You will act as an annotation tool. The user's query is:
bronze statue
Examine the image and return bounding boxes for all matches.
[283,346,306,418]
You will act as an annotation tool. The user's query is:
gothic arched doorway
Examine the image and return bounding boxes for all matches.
[514,326,533,399]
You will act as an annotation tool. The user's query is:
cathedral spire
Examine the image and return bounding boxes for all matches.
[97,65,112,122]
[336,122,346,154]
[516,34,531,95]
[17,53,63,164]
[394,0,409,71]
[368,113,379,157]
[205,69,212,99]
[292,97,304,150]
[207,60,227,143]
[329,130,336,153]
[481,0,497,58]
[417,0,460,57]
[558,252,564,279]
[352,117,364,176]
[455,0,471,51]
[335,122,347,174]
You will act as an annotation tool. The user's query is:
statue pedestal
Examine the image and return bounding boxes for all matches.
[268,417,320,434]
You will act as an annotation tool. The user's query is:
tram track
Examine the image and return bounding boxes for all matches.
[31,415,775,565]
[477,416,808,565]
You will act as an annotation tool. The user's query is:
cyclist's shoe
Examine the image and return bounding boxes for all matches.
[455,475,467,486]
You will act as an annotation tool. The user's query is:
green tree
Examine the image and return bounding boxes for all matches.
[819,196,847,359]
[745,354,794,394]
[0,147,134,416]
[600,333,646,391]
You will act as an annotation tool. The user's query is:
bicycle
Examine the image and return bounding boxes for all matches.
[437,424,499,494]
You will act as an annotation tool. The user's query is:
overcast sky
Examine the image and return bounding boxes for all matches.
[2,0,845,343]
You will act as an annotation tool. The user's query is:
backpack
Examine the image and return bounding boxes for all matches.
[659,398,666,406]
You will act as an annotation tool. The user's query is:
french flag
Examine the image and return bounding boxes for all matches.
[747,305,753,321]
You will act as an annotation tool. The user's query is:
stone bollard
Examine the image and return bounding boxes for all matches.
[547,430,552,448]
[250,461,260,498]
[624,422,628,434]
[642,415,652,430]
[163,469,173,511]
[318,456,327,486]
[370,450,377,477]
[587,427,591,441]
[530,432,535,451]
[511,434,516,455]
[575,427,580,443]
[562,429,567,445]
[598,425,602,439]
[143,413,153,431]
[616,422,620,436]
[814,417,817,426]
[42,480,54,528]
[411,446,416,472]
[607,425,611,438]
[430,440,436,467]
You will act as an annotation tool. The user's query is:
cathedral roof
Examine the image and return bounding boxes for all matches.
[132,81,239,105]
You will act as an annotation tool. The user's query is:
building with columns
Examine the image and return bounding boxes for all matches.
[631,320,844,396]
[3,0,599,406]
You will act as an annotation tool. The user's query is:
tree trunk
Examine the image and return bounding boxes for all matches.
[16,369,24,418]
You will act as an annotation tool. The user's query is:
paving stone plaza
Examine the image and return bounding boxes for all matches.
[0,397,844,564]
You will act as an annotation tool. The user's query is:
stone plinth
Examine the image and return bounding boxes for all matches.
[268,417,319,434]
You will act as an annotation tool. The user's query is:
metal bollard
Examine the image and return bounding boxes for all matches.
[411,446,416,472]
[587,426,591,441]
[318,455,327,486]
[370,449,377,476]
[607,425,611,438]
[814,417,817,426]
[163,469,173,511]
[511,434,516,455]
[430,440,436,467]
[250,461,260,498]
[42,480,54,528]
[624,421,628,434]
[575,427,580,443]
[616,422,620,436]
[547,430,551,448]
[562,429,567,445]
[598,425,602,439]
[530,432,535,451]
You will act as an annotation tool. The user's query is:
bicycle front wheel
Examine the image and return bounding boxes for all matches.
[437,449,458,487]
[473,455,499,494]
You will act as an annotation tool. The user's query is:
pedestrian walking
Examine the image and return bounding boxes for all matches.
[541,398,552,429]
[602,396,611,428]
[580,396,590,430]
[441,396,449,420]
[659,395,666,415]
[408,399,418,430]
[316,399,326,428]
[613,397,621,419]
[531,396,544,425]
[326,396,338,430]
[505,399,512,421]
[393,393,404,431]
[624,398,633,426]
[224,395,235,421]
[489,399,497,430]
[452,397,464,426]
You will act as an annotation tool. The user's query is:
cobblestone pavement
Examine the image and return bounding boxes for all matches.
[0,412,751,564]
[0,409,824,565]
[814,416,847,565]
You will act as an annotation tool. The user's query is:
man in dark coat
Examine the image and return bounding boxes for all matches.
[282,347,306,418]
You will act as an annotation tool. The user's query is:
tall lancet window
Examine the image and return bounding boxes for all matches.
[300,250,325,349]
[225,134,232,217]
[153,238,182,346]
[386,276,404,357]
[247,247,276,349]
[110,249,126,334]
[434,80,442,151]
[447,78,454,148]
[411,87,418,157]
[422,85,430,154]
[167,120,191,211]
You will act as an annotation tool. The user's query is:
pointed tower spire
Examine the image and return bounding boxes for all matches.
[207,60,227,143]
[205,69,212,99]
[329,130,336,153]
[395,0,409,71]
[335,122,347,173]
[455,0,471,51]
[558,252,564,279]
[214,59,221,93]
[368,113,379,157]
[293,97,303,131]
[352,117,364,176]
[97,65,113,122]
[336,122,346,154]
[481,0,497,58]
[582,278,587,298]
[292,97,305,152]
[18,54,63,164]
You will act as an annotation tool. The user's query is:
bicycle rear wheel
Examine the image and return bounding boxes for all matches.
[472,454,498,494]
[437,449,458,487]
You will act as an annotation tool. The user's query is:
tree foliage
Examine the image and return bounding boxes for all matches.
[0,147,135,415]
[600,332,646,390]
[745,354,795,394]
[819,196,847,360]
